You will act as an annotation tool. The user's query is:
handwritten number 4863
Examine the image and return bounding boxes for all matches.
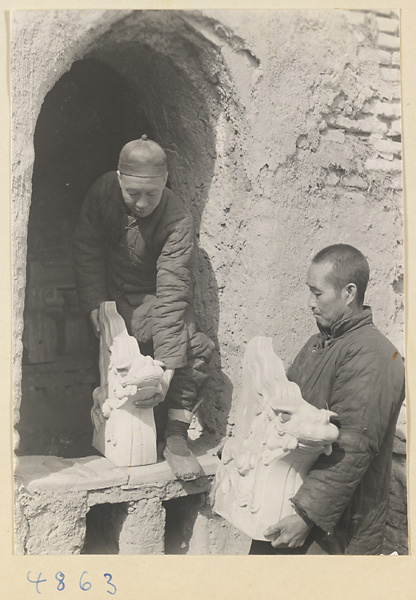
[26,571,117,595]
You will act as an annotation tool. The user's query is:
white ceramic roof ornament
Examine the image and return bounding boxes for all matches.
[91,301,164,467]
[212,336,339,540]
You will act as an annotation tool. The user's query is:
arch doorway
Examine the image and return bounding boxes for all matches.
[18,14,218,457]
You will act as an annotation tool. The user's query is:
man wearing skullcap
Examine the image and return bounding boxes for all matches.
[73,135,214,480]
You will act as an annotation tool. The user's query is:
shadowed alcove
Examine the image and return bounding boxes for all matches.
[18,12,222,457]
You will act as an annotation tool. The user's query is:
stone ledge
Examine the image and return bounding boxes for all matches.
[15,437,222,497]
[15,441,223,554]
[15,455,129,493]
[127,437,221,487]
[88,475,215,506]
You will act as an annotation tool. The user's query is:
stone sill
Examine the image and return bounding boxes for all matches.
[14,437,226,554]
[15,437,222,502]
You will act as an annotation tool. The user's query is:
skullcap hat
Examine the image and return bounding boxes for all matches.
[118,134,168,178]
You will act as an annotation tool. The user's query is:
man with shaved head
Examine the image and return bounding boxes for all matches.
[250,244,405,555]
[73,135,214,480]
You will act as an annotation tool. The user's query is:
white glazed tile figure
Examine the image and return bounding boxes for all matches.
[213,337,339,540]
[92,301,163,467]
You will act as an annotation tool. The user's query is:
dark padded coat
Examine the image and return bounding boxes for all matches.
[72,171,197,371]
[287,308,405,555]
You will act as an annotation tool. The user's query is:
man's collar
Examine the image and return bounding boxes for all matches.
[318,306,373,340]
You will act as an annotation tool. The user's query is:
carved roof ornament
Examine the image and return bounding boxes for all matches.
[212,337,339,540]
[91,301,164,467]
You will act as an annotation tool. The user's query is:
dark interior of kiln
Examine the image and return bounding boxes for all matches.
[18,58,146,457]
[18,52,217,457]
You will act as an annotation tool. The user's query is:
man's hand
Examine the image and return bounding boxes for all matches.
[133,368,175,409]
[90,308,100,338]
[264,513,313,549]
[154,368,175,403]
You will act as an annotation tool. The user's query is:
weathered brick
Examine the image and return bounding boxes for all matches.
[373,10,399,18]
[365,157,402,172]
[381,67,401,82]
[392,86,402,101]
[362,99,378,113]
[363,99,401,118]
[392,52,400,66]
[377,151,394,161]
[378,32,400,50]
[376,16,399,34]
[344,10,366,26]
[321,129,345,143]
[318,151,353,173]
[374,100,401,119]
[342,174,368,189]
[358,46,391,65]
[373,138,402,156]
[335,115,387,135]
[387,119,402,137]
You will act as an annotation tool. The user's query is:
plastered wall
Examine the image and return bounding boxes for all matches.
[12,8,404,448]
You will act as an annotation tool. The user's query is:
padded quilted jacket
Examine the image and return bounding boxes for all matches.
[72,171,195,370]
[287,308,405,554]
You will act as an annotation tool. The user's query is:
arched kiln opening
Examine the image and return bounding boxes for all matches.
[17,14,219,457]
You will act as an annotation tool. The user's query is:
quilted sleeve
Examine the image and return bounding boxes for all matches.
[72,178,109,313]
[152,210,195,369]
[291,345,404,534]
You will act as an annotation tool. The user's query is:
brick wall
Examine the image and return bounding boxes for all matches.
[323,10,402,197]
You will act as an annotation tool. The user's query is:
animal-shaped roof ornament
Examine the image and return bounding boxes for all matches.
[213,336,339,540]
[91,301,164,467]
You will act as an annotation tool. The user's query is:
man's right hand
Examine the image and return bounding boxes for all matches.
[90,308,100,338]
[264,513,313,548]
[132,368,175,409]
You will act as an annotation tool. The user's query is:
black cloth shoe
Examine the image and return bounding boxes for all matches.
[163,420,204,481]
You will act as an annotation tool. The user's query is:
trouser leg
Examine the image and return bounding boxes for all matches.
[164,330,214,412]
[162,330,214,480]
[116,297,214,456]
[117,297,214,408]
[128,300,212,480]
[118,296,214,411]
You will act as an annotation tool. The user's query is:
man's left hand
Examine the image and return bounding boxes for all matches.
[134,368,175,408]
[264,513,313,548]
